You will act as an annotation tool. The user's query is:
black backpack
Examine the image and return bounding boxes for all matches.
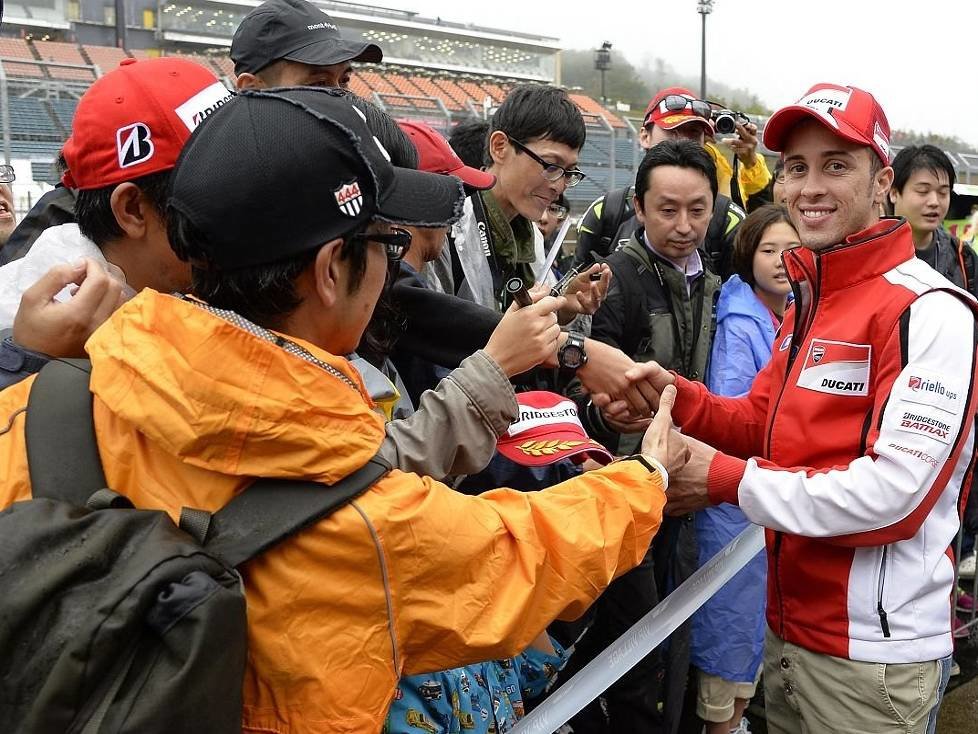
[0,359,390,733]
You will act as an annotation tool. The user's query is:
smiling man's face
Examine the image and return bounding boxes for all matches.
[782,119,892,251]
[488,134,579,222]
[0,185,16,247]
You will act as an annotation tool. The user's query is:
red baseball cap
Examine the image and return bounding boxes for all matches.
[62,58,233,190]
[496,391,613,467]
[398,120,496,191]
[643,86,714,137]
[762,83,890,165]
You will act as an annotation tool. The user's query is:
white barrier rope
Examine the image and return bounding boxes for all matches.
[512,523,767,734]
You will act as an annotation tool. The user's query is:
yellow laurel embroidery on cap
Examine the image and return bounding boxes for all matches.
[518,440,586,457]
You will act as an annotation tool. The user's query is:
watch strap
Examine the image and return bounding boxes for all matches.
[621,453,669,488]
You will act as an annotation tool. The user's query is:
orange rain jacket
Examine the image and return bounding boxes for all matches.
[0,291,667,734]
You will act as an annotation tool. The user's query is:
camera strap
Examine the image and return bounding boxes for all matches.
[470,191,506,300]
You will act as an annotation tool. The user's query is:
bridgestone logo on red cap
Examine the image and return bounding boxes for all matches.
[117,123,154,168]
[175,82,234,132]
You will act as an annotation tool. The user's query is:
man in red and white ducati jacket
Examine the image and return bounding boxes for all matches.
[636,84,978,733]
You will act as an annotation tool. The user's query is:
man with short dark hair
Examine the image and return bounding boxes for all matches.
[231,0,381,90]
[449,118,490,170]
[574,87,763,277]
[888,144,977,296]
[559,139,722,734]
[392,85,660,418]
[641,83,978,734]
[0,57,232,379]
[0,87,688,733]
[449,84,590,311]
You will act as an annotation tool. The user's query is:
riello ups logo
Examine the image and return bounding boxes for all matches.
[907,375,958,403]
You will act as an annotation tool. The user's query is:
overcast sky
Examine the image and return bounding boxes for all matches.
[395,0,978,146]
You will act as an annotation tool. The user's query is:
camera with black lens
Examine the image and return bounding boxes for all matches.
[711,108,750,135]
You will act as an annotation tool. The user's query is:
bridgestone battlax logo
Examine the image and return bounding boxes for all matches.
[116,123,154,169]
[334,181,363,217]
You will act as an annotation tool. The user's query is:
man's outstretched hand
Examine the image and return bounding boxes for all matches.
[665,434,718,516]
[590,360,677,423]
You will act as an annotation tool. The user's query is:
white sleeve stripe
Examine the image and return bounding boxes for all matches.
[739,292,976,538]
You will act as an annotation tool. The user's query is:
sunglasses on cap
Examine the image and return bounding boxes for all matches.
[0,165,15,184]
[646,95,712,125]
[509,138,586,188]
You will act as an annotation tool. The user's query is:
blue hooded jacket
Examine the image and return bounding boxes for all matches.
[692,275,774,682]
[705,274,778,397]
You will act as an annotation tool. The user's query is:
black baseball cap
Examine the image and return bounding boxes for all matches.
[231,0,382,76]
[168,87,465,270]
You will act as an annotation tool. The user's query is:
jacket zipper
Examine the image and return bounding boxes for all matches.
[877,546,891,638]
[766,250,822,638]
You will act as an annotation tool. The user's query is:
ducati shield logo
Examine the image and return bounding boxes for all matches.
[796,339,871,396]
[116,123,154,169]
[334,180,363,217]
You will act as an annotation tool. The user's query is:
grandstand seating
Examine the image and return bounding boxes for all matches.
[82,44,130,75]
[210,55,235,81]
[9,139,61,159]
[456,79,500,105]
[430,77,473,110]
[569,94,626,129]
[409,75,463,111]
[48,98,77,135]
[0,37,44,78]
[32,40,96,82]
[8,97,59,140]
[383,74,438,110]
[1,39,640,206]
[346,72,372,100]
[31,159,59,185]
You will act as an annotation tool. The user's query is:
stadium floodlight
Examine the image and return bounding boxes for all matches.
[594,41,612,105]
[697,0,715,99]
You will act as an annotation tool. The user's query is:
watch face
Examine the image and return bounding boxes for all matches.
[562,345,584,369]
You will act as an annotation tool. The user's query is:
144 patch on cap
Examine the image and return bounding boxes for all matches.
[334,180,363,217]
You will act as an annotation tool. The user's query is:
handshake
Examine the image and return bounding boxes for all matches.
[481,292,716,516]
[590,360,719,517]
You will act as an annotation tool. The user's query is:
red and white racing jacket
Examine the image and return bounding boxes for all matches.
[674,219,978,663]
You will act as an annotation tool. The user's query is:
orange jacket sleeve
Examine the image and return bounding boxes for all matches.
[376,460,666,675]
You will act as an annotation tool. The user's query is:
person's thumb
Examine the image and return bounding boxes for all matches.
[651,384,677,426]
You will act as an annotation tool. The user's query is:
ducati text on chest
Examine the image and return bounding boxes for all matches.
[795,339,872,397]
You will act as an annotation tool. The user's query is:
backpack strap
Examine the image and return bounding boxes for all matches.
[953,234,971,293]
[25,358,108,504]
[25,357,391,568]
[203,454,391,568]
[599,186,631,256]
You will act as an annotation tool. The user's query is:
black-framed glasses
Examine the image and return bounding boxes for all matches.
[0,165,14,184]
[509,138,586,188]
[647,94,712,125]
[350,227,413,262]
[547,202,569,220]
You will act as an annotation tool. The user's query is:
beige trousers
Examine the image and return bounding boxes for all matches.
[763,628,947,734]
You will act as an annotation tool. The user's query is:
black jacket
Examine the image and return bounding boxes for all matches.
[573,186,744,280]
[918,227,978,298]
[0,186,76,265]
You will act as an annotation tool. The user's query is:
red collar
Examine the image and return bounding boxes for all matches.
[784,219,915,292]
